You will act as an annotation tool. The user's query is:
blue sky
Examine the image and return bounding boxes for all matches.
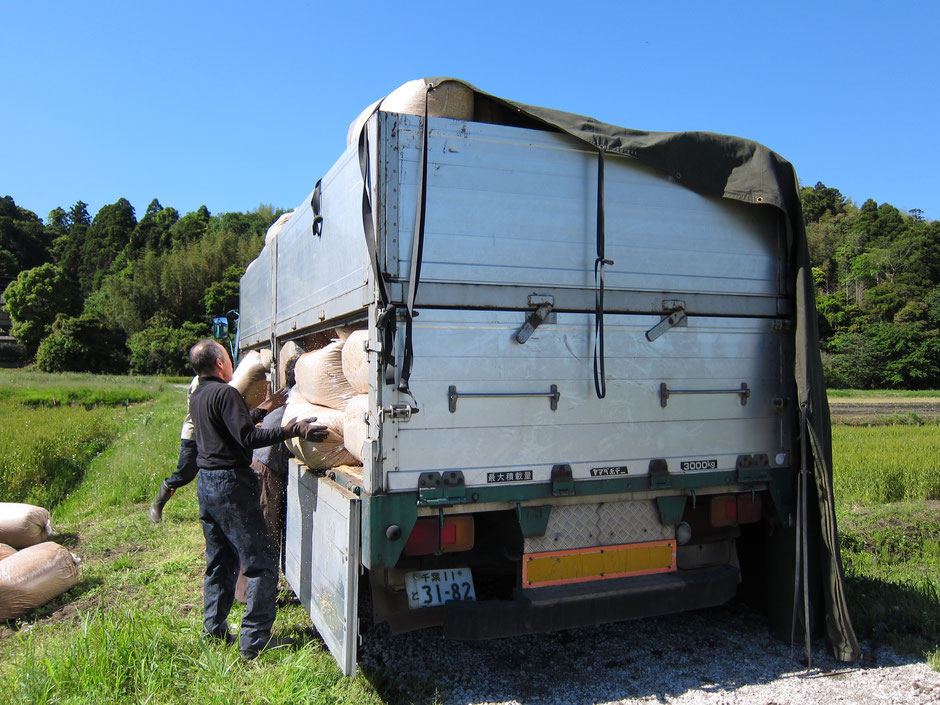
[2,1,938,222]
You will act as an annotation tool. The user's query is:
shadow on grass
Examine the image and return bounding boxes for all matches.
[845,573,940,658]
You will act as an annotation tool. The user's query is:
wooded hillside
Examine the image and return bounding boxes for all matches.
[2,184,938,387]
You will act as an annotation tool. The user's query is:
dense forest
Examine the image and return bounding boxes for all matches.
[1,185,939,388]
[0,195,276,375]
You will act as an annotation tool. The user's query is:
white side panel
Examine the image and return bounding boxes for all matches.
[274,141,371,337]
[383,309,789,490]
[284,460,360,676]
[238,245,273,348]
[387,113,783,298]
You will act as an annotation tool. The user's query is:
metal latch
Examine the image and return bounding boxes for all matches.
[646,304,687,342]
[417,471,467,505]
[381,404,419,421]
[515,295,555,344]
[550,464,575,497]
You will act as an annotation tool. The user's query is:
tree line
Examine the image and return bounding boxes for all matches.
[0,195,276,374]
[802,184,940,388]
[2,186,939,388]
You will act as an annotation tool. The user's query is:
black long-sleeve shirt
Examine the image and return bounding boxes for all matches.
[190,376,294,470]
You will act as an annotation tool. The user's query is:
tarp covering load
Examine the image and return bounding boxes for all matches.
[0,503,53,549]
[294,340,356,410]
[0,541,80,620]
[347,77,859,662]
[231,349,272,409]
[282,389,357,469]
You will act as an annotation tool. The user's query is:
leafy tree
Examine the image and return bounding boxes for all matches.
[129,199,180,254]
[203,264,245,319]
[168,205,210,247]
[799,182,846,223]
[127,320,209,375]
[79,198,137,291]
[0,195,52,276]
[2,264,82,354]
[51,200,92,281]
[35,313,129,374]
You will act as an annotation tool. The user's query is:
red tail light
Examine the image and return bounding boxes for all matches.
[403,516,475,556]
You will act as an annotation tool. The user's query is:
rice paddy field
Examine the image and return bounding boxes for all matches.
[0,370,938,702]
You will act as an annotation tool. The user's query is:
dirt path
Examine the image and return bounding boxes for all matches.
[828,397,940,421]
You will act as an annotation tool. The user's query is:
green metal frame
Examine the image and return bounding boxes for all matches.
[362,467,797,570]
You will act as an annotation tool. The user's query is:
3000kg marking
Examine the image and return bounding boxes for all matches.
[680,459,719,471]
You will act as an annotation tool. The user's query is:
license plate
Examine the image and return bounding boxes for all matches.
[405,568,476,609]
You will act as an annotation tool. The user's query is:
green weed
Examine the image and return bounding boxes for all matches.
[832,425,940,504]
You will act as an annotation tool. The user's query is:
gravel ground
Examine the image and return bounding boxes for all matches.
[358,604,940,704]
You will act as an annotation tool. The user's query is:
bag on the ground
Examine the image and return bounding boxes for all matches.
[0,541,81,620]
[0,503,53,549]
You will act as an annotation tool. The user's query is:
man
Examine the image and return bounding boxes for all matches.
[148,376,288,523]
[187,339,327,660]
[148,376,199,523]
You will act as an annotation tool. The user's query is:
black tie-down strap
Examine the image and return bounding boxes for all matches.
[311,179,323,238]
[398,83,431,397]
[593,148,613,399]
[358,122,397,385]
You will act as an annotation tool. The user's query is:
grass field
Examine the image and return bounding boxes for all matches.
[0,377,938,702]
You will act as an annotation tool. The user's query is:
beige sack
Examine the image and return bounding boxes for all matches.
[346,78,475,146]
[230,349,272,409]
[343,394,370,463]
[0,543,16,561]
[0,503,53,549]
[263,211,293,246]
[282,390,358,469]
[278,340,305,388]
[341,329,370,394]
[294,341,356,410]
[0,541,81,620]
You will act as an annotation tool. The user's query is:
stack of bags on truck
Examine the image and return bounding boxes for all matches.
[0,503,80,620]
[280,327,370,470]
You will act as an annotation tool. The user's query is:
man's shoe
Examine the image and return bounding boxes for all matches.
[148,481,175,523]
[204,629,238,645]
[240,636,296,661]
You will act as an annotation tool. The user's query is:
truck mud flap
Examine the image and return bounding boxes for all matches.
[442,564,739,640]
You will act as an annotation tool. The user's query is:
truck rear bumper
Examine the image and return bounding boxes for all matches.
[440,564,740,640]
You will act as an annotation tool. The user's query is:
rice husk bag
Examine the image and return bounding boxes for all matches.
[294,340,356,410]
[0,541,81,620]
[230,349,272,409]
[263,211,293,245]
[341,329,370,394]
[282,389,357,469]
[343,394,370,463]
[347,78,475,146]
[0,503,53,549]
[0,543,16,561]
[278,340,305,388]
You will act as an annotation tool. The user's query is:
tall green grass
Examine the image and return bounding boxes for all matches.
[0,370,390,705]
[832,425,940,504]
[0,371,163,507]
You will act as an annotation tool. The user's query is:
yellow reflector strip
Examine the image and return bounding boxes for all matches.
[523,540,677,588]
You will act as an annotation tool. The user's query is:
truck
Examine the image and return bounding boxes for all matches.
[237,78,858,675]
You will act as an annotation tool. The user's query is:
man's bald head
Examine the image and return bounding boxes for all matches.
[190,340,230,377]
